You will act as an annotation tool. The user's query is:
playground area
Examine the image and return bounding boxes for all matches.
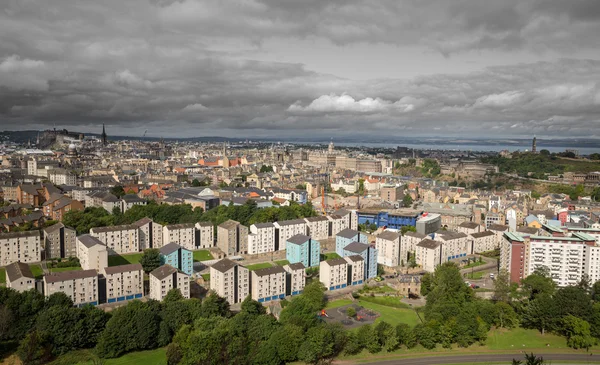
[320,304,380,329]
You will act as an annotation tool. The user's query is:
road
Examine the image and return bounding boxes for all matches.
[361,353,600,364]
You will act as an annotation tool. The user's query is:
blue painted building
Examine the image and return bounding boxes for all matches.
[159,242,193,275]
[335,228,367,257]
[342,242,378,280]
[357,210,421,230]
[286,234,320,267]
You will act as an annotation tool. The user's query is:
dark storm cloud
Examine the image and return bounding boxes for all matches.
[1,0,600,137]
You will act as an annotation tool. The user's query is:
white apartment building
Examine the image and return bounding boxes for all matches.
[90,224,139,254]
[149,264,190,301]
[283,263,305,296]
[0,231,41,266]
[163,223,196,251]
[133,217,164,250]
[102,263,144,303]
[527,236,590,287]
[402,231,427,256]
[248,223,276,254]
[195,222,214,249]
[344,255,365,286]
[469,231,497,253]
[376,230,402,267]
[319,258,348,291]
[210,258,250,304]
[251,266,286,303]
[44,269,99,306]
[327,214,348,237]
[48,169,77,186]
[435,231,469,261]
[457,221,481,236]
[416,239,443,273]
[76,235,108,272]
[304,216,330,240]
[273,219,307,251]
[5,262,35,292]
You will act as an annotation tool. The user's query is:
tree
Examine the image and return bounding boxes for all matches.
[421,273,433,296]
[191,179,201,187]
[241,296,266,315]
[413,324,437,349]
[522,294,557,335]
[578,274,592,294]
[493,269,511,302]
[346,307,356,318]
[163,288,184,303]
[402,194,413,208]
[46,292,74,308]
[16,330,52,365]
[139,248,161,274]
[424,263,474,322]
[593,280,600,302]
[512,353,547,365]
[562,315,595,350]
[401,225,416,235]
[298,324,346,364]
[201,292,231,318]
[110,186,125,198]
[539,149,550,156]
[521,266,556,300]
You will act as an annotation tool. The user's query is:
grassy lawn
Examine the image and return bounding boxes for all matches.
[463,260,485,269]
[274,259,289,266]
[0,268,5,284]
[465,271,485,280]
[358,300,421,327]
[321,252,341,260]
[49,266,82,273]
[359,295,410,309]
[193,250,214,262]
[486,327,569,350]
[325,299,353,309]
[51,348,166,365]
[201,273,210,281]
[29,264,44,279]
[359,285,397,294]
[245,262,274,271]
[108,253,143,267]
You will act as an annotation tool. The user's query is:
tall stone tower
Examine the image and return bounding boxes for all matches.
[532,135,537,154]
[222,142,229,168]
[101,124,108,146]
[328,139,334,153]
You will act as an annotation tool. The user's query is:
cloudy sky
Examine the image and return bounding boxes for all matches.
[1,0,600,139]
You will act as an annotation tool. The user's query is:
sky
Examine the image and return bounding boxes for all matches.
[1,0,600,139]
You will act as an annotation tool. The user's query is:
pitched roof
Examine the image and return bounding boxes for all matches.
[487,224,509,232]
[253,222,275,229]
[0,230,40,239]
[337,228,360,239]
[345,255,364,262]
[377,230,400,241]
[417,239,442,249]
[253,265,286,277]
[287,234,311,245]
[44,269,98,283]
[91,224,139,233]
[77,234,105,248]
[324,257,348,266]
[150,264,178,280]
[159,242,183,255]
[211,258,238,273]
[5,262,34,281]
[470,231,495,239]
[133,217,152,227]
[286,262,306,270]
[459,221,479,229]
[103,263,143,275]
[43,222,65,234]
[218,220,240,229]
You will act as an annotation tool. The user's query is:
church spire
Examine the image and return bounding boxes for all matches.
[101,124,107,146]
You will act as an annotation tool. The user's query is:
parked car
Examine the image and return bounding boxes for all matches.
[489,273,495,279]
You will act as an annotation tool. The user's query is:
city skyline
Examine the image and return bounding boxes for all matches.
[1,0,600,138]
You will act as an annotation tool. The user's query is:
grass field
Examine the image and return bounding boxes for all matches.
[201,273,210,281]
[359,285,397,294]
[49,266,82,273]
[29,264,44,279]
[193,250,214,262]
[108,253,143,267]
[486,327,569,350]
[321,252,341,260]
[0,268,5,284]
[325,299,353,309]
[245,262,274,271]
[358,295,410,308]
[50,348,166,365]
[463,261,485,269]
[465,271,485,280]
[274,259,289,266]
[358,300,421,327]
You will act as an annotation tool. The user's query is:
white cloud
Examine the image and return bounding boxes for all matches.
[182,103,208,112]
[288,93,420,114]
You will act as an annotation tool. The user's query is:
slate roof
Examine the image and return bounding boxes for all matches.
[5,262,34,281]
[211,258,238,273]
[103,263,143,275]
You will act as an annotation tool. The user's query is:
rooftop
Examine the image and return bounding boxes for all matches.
[150,264,178,280]
[417,239,442,249]
[287,234,311,245]
[77,234,106,248]
[211,258,238,273]
[45,269,98,283]
[5,262,34,281]
[253,265,286,277]
[104,263,143,275]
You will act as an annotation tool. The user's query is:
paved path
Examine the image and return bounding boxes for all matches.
[359,353,600,365]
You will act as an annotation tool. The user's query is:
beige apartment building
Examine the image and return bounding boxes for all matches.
[283,262,305,296]
[380,185,404,202]
[402,231,427,255]
[5,261,35,292]
[320,258,348,290]
[251,266,286,302]
[90,224,139,254]
[273,219,307,251]
[457,221,481,236]
[436,231,469,260]
[344,255,365,286]
[76,235,108,272]
[327,214,348,237]
[209,258,250,304]
[43,222,77,259]
[195,222,214,249]
[149,264,190,301]
[217,220,248,256]
[102,263,144,303]
[0,230,41,266]
[470,231,497,253]
[304,216,330,241]
[376,230,402,267]
[44,269,99,306]
[416,239,443,272]
[133,217,163,250]
[163,223,196,251]
[248,223,276,254]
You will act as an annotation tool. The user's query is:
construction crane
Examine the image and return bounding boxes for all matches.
[142,129,148,138]
[321,185,326,216]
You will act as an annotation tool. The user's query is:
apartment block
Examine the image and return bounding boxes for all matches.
[335,228,367,257]
[5,262,35,292]
[120,195,147,213]
[159,242,193,275]
[133,217,163,250]
[402,231,427,255]
[304,216,330,240]
[210,258,250,304]
[344,255,365,286]
[320,258,348,291]
[283,263,305,296]
[380,185,404,202]
[248,223,276,254]
[195,222,214,249]
[415,239,443,273]
[327,214,347,237]
[457,221,481,235]
[44,269,99,306]
[469,231,497,253]
[90,224,139,254]
[273,219,307,251]
[341,242,378,280]
[43,222,76,259]
[76,235,108,272]
[251,265,286,303]
[102,263,144,303]
[149,264,190,301]
[0,230,41,266]
[435,231,469,260]
[217,220,248,256]
[163,223,196,251]
[286,234,320,267]
[375,230,402,267]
